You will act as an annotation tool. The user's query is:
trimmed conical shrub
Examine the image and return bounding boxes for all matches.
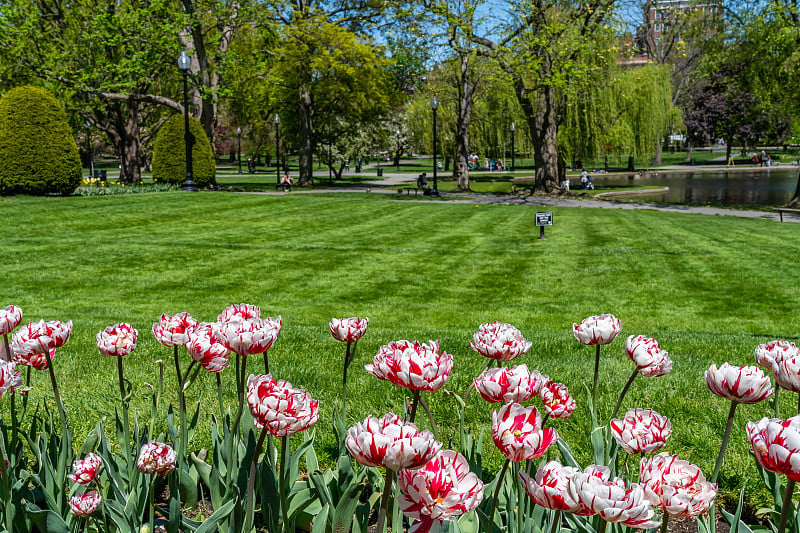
[152,114,215,188]
[0,86,82,196]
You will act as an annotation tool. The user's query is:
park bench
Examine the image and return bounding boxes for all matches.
[775,207,800,222]
[398,187,421,195]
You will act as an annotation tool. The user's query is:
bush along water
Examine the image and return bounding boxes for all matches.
[1,305,798,533]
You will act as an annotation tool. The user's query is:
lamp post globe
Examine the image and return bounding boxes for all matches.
[431,96,439,193]
[177,51,197,191]
[395,129,401,168]
[510,121,516,173]
[236,126,242,174]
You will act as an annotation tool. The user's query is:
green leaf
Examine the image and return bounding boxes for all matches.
[24,503,69,533]
[458,510,480,533]
[332,479,365,533]
[311,503,330,533]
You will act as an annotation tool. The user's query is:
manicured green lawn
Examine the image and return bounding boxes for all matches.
[1,191,798,505]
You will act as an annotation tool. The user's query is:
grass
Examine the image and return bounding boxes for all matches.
[1,191,798,506]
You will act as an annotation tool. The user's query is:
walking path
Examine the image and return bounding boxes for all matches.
[250,162,797,223]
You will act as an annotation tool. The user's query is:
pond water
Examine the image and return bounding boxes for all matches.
[591,167,799,206]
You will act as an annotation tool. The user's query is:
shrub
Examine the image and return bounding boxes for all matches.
[152,114,216,188]
[0,86,82,196]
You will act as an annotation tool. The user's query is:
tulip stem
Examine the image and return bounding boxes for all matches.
[611,368,639,421]
[245,426,269,533]
[116,356,131,463]
[1,333,9,362]
[0,437,11,533]
[342,341,355,421]
[148,474,156,533]
[550,510,561,533]
[409,390,421,424]
[419,396,440,441]
[280,435,289,533]
[216,373,224,419]
[225,354,249,492]
[778,478,796,533]
[711,400,738,483]
[773,384,781,418]
[659,513,669,533]
[263,351,269,375]
[22,366,31,414]
[487,458,511,533]
[592,344,601,412]
[376,467,394,533]
[43,347,68,432]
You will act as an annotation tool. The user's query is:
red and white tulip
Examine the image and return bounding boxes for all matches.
[519,460,591,514]
[366,340,453,392]
[625,335,672,377]
[330,317,369,343]
[573,314,621,345]
[755,340,799,371]
[0,305,22,336]
[0,360,22,398]
[609,408,671,455]
[345,413,441,471]
[469,321,532,361]
[69,491,101,515]
[186,323,230,372]
[137,441,177,477]
[570,465,660,528]
[491,403,558,462]
[213,317,281,357]
[96,323,138,357]
[474,364,549,404]
[705,363,773,404]
[640,454,717,517]
[12,320,72,358]
[246,374,319,436]
[398,450,484,533]
[152,312,198,347]
[747,415,800,481]
[68,453,102,484]
[218,303,261,322]
[540,382,576,419]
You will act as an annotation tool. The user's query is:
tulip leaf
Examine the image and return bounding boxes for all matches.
[24,503,69,533]
[311,503,330,533]
[458,510,480,533]
[556,439,581,469]
[331,479,365,533]
[304,431,319,473]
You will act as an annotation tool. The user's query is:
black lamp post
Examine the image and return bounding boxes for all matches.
[177,51,197,192]
[274,114,281,186]
[85,120,93,181]
[431,96,439,193]
[237,126,242,174]
[510,121,516,172]
[328,127,333,186]
[395,129,401,169]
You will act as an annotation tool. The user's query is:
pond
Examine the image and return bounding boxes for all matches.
[591,167,799,206]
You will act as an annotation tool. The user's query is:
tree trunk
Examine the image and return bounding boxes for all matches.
[453,53,474,191]
[653,142,662,165]
[529,86,561,193]
[298,85,314,186]
[103,100,142,183]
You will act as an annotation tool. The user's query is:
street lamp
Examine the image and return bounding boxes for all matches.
[237,126,242,174]
[431,96,439,193]
[84,120,94,181]
[177,51,197,191]
[510,121,516,173]
[395,129,401,169]
[274,114,281,186]
[328,127,333,186]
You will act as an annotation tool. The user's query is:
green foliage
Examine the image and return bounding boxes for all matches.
[152,115,216,188]
[0,86,82,196]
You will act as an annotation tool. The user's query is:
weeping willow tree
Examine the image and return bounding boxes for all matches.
[562,62,678,170]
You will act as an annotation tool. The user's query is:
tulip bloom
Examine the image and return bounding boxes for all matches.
[625,335,673,377]
[12,320,72,358]
[68,453,102,484]
[0,305,22,336]
[573,314,621,345]
[540,382,576,419]
[69,491,101,515]
[330,317,369,343]
[366,340,453,392]
[12,349,54,370]
[137,441,177,477]
[186,323,230,373]
[246,374,319,436]
[609,408,671,455]
[747,416,800,481]
[570,465,660,528]
[96,323,138,357]
[772,356,800,393]
[755,340,799,371]
[474,364,549,403]
[520,461,591,514]
[0,360,21,398]
[491,403,558,462]
[152,312,198,347]
[398,450,484,533]
[705,363,773,404]
[214,317,281,357]
[345,413,441,471]
[218,303,261,322]
[640,454,717,517]
[469,321,532,361]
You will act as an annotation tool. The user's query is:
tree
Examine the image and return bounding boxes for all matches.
[152,114,216,188]
[267,18,397,186]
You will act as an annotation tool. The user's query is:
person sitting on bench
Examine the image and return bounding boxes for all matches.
[417,173,429,193]
[280,172,293,192]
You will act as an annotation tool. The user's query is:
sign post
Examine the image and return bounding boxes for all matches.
[535,212,553,239]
